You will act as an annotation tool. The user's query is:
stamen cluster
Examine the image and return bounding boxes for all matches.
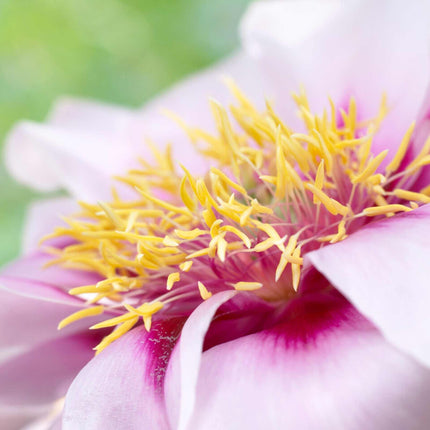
[46,83,430,353]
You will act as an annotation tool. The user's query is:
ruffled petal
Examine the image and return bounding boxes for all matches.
[164,291,237,430]
[308,204,430,367]
[63,319,184,430]
[186,293,430,430]
[241,0,430,157]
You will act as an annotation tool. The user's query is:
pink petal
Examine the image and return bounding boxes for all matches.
[63,319,184,430]
[0,331,103,407]
[186,293,430,429]
[0,280,106,362]
[4,120,139,200]
[0,251,105,358]
[48,97,137,139]
[241,0,430,158]
[308,204,430,367]
[164,291,237,430]
[21,197,78,254]
[137,52,267,175]
[5,53,265,198]
[0,404,51,430]
[1,248,102,291]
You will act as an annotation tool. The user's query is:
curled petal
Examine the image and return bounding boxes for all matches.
[63,320,184,430]
[164,291,237,430]
[186,294,430,429]
[308,204,430,367]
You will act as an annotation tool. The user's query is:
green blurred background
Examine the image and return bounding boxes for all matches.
[0,0,252,265]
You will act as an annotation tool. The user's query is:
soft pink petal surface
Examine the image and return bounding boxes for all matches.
[186,293,430,430]
[21,197,78,254]
[0,332,103,407]
[63,320,184,430]
[0,250,103,357]
[4,120,139,200]
[135,52,267,175]
[1,245,101,291]
[308,204,430,367]
[0,405,52,430]
[241,0,430,159]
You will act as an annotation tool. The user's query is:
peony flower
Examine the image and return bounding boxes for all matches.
[3,1,430,429]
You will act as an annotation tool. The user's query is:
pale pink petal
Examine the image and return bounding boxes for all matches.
[63,320,184,430]
[0,404,51,430]
[0,332,102,407]
[5,53,265,197]
[308,204,430,368]
[241,0,430,158]
[137,52,267,175]
[0,250,105,358]
[22,404,63,430]
[21,197,78,254]
[48,97,137,138]
[0,280,107,362]
[4,120,139,200]
[1,247,101,291]
[164,291,237,430]
[408,94,430,192]
[186,294,430,429]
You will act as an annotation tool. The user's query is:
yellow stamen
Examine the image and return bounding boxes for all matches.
[362,204,412,217]
[386,122,415,174]
[94,316,139,354]
[179,261,193,272]
[48,84,430,355]
[198,281,212,300]
[167,272,180,290]
[233,281,263,291]
[58,305,104,330]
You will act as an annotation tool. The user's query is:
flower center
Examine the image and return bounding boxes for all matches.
[46,83,430,353]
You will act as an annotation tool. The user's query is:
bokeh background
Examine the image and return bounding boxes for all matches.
[0,0,252,265]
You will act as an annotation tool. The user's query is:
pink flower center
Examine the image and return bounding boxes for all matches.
[46,83,430,353]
